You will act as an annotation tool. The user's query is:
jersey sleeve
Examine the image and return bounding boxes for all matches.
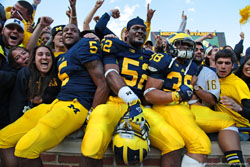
[102,38,119,65]
[148,53,169,79]
[237,81,250,101]
[197,67,220,101]
[78,38,102,64]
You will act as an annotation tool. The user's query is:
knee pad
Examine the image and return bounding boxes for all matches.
[15,128,42,159]
[81,128,108,159]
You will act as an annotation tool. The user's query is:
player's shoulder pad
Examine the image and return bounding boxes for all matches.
[151,52,172,63]
[80,37,101,45]
[101,37,128,54]
[148,53,171,72]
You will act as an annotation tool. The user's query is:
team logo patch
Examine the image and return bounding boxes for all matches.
[129,49,135,53]
[187,90,193,97]
[68,104,80,114]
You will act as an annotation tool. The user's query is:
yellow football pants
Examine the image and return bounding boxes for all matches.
[81,96,185,159]
[0,99,87,159]
[153,104,211,155]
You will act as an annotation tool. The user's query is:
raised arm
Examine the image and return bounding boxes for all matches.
[83,0,104,31]
[195,32,214,42]
[145,3,155,42]
[234,32,244,61]
[69,0,78,26]
[94,9,120,39]
[177,11,187,32]
[26,16,53,51]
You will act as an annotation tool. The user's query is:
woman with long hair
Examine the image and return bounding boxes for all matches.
[9,45,61,123]
[235,56,250,89]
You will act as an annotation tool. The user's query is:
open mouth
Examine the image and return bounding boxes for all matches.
[24,60,29,65]
[41,61,49,69]
[10,35,18,40]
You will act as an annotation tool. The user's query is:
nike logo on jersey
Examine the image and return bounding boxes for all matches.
[68,104,80,114]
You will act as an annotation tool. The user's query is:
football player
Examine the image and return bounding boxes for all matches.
[215,49,250,167]
[80,17,185,167]
[144,32,210,167]
[190,42,244,167]
[0,23,109,167]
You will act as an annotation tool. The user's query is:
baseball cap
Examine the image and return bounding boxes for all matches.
[127,17,146,31]
[4,18,24,32]
[51,25,65,38]
[46,25,65,48]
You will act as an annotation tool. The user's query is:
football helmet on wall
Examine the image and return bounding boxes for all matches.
[112,112,150,165]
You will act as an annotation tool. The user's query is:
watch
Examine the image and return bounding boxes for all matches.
[193,85,201,91]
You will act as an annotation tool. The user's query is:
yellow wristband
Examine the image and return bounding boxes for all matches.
[172,92,180,103]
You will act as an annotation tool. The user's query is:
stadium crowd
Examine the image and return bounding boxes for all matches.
[0,0,250,167]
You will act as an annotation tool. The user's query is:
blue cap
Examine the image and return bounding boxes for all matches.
[126,17,146,31]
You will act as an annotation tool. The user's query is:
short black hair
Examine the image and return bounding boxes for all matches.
[195,42,203,48]
[18,1,33,16]
[215,49,236,63]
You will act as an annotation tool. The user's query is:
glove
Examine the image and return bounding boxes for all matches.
[127,100,145,126]
[177,85,193,101]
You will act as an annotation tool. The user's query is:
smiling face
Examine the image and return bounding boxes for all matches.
[53,31,64,48]
[2,24,24,47]
[11,3,29,21]
[35,46,53,76]
[62,24,79,49]
[242,59,250,78]
[40,32,51,45]
[12,47,30,67]
[127,24,146,49]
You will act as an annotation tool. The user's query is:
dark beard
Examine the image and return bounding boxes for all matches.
[193,59,202,65]
[130,40,144,49]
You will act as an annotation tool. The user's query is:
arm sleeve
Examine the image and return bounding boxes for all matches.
[145,22,151,42]
[0,70,16,87]
[95,12,115,40]
[234,39,243,61]
[239,99,250,121]
[148,53,168,79]
[79,38,102,64]
[9,68,30,123]
[177,19,187,32]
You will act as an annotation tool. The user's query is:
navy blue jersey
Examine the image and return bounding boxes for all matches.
[102,38,153,98]
[57,38,102,110]
[148,53,199,91]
